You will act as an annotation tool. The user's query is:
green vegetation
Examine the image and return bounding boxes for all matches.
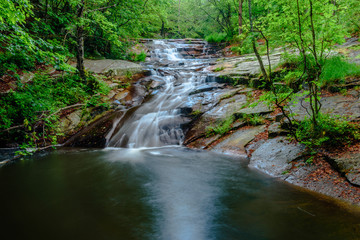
[320,56,360,86]
[206,116,235,137]
[240,114,265,126]
[296,113,360,149]
[205,33,228,43]
[0,73,109,148]
[213,66,225,72]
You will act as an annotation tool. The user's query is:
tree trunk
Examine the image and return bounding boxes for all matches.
[178,0,181,36]
[248,0,268,81]
[161,19,165,38]
[238,0,243,35]
[76,1,86,80]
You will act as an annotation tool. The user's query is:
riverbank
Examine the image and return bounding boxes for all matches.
[183,37,360,206]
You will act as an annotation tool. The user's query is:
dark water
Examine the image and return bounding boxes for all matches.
[0,147,359,240]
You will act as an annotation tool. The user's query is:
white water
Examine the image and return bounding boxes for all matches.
[107,40,213,148]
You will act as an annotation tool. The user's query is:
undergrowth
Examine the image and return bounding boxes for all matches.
[205,32,228,43]
[206,115,235,136]
[0,73,110,147]
[296,113,360,149]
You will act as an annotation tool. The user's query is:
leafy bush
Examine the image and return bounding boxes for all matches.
[320,55,360,86]
[241,113,265,126]
[0,73,110,144]
[206,115,235,136]
[134,52,147,62]
[279,54,360,88]
[205,32,228,43]
[127,51,147,62]
[296,113,360,148]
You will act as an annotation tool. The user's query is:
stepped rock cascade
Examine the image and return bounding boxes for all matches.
[107,40,216,148]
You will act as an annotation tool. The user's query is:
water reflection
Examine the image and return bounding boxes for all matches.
[0,147,359,240]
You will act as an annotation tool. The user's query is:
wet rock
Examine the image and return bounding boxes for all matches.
[114,90,129,102]
[124,85,147,107]
[249,137,305,178]
[210,125,266,156]
[328,153,360,186]
[150,80,166,89]
[189,85,219,95]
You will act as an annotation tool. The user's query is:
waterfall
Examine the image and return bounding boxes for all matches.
[107,40,212,148]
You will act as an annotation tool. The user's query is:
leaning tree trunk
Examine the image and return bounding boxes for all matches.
[248,0,268,81]
[76,1,86,80]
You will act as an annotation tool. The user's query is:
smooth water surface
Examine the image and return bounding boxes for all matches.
[0,147,359,240]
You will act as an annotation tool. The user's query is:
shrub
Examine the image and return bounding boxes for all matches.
[134,52,147,62]
[241,113,265,126]
[206,115,235,136]
[205,32,228,43]
[0,73,110,145]
[320,55,360,86]
[296,113,360,149]
[128,51,147,62]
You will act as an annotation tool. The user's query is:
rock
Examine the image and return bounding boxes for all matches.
[249,137,305,178]
[114,90,129,101]
[205,94,248,120]
[150,80,165,89]
[189,85,219,95]
[235,102,273,117]
[64,110,120,148]
[349,90,359,98]
[58,110,82,135]
[186,134,221,149]
[210,125,266,156]
[328,153,360,186]
[82,59,145,77]
[212,50,283,79]
[20,71,35,84]
[268,122,288,138]
[289,94,360,121]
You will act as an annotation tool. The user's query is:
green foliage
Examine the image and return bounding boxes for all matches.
[128,52,147,62]
[279,54,360,88]
[206,115,235,136]
[213,66,225,72]
[320,56,360,86]
[191,110,202,117]
[205,32,228,43]
[296,113,360,149]
[240,113,265,126]
[0,73,109,145]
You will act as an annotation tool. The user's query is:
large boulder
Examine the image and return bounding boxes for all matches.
[210,125,266,156]
[249,137,305,177]
[83,59,146,77]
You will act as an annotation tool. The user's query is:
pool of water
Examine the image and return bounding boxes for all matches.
[0,147,359,240]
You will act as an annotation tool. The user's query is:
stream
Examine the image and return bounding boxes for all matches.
[0,40,359,240]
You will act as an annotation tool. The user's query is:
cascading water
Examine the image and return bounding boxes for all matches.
[107,40,214,148]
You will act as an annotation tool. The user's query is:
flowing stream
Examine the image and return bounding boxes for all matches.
[107,40,215,148]
[0,40,359,240]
